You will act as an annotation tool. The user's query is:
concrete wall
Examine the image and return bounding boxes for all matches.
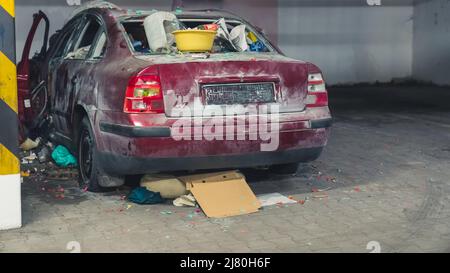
[16,0,424,85]
[278,0,414,84]
[413,0,450,85]
[15,2,74,63]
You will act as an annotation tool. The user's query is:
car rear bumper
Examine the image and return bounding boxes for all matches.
[98,146,324,175]
[99,118,333,137]
[94,108,332,175]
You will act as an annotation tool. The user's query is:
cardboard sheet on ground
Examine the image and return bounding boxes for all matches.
[257,193,297,207]
[179,171,261,218]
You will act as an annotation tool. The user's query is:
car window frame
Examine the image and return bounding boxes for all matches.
[68,13,108,62]
[89,30,107,61]
[66,15,99,61]
[86,13,109,61]
[49,15,85,61]
[61,15,89,60]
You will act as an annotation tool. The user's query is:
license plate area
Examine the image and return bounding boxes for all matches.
[202,82,276,105]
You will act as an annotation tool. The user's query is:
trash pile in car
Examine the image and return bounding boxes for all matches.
[123,9,268,55]
[144,11,268,54]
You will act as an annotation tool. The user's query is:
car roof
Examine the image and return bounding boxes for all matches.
[123,9,242,19]
[86,6,245,22]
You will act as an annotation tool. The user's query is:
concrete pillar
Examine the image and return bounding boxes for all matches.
[0,0,21,230]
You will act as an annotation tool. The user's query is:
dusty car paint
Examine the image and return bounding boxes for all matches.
[18,7,332,182]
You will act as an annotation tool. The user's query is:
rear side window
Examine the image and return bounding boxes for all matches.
[123,22,150,53]
[52,17,82,59]
[53,32,72,58]
[91,31,107,59]
[78,20,101,49]
[67,17,102,60]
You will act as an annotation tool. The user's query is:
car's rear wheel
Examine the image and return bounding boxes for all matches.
[269,163,300,175]
[77,117,109,192]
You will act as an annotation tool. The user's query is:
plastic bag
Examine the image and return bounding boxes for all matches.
[51,145,77,167]
[230,25,249,52]
[213,19,249,52]
[173,194,196,207]
[249,41,267,52]
[144,12,182,53]
[215,18,232,44]
[128,187,164,205]
[20,137,41,151]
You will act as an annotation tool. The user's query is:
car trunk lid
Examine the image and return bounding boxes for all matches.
[136,53,309,117]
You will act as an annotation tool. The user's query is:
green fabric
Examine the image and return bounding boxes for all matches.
[51,145,78,167]
[128,187,164,205]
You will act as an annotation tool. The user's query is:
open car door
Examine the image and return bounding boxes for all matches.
[17,11,50,139]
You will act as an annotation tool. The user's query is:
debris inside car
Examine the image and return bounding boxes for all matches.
[123,11,270,55]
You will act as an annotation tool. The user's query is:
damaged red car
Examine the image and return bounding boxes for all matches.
[17,5,332,191]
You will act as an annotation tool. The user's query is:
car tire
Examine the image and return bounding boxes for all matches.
[269,163,300,175]
[77,117,111,192]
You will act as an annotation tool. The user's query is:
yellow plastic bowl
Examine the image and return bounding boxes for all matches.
[173,30,217,52]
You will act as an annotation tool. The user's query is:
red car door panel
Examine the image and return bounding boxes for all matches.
[17,11,49,133]
[48,16,86,137]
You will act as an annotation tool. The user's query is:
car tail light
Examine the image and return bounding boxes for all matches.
[306,73,328,108]
[124,75,164,113]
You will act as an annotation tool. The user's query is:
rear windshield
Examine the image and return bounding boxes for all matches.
[121,17,273,55]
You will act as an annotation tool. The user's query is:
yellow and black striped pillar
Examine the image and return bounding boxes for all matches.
[0,0,21,230]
